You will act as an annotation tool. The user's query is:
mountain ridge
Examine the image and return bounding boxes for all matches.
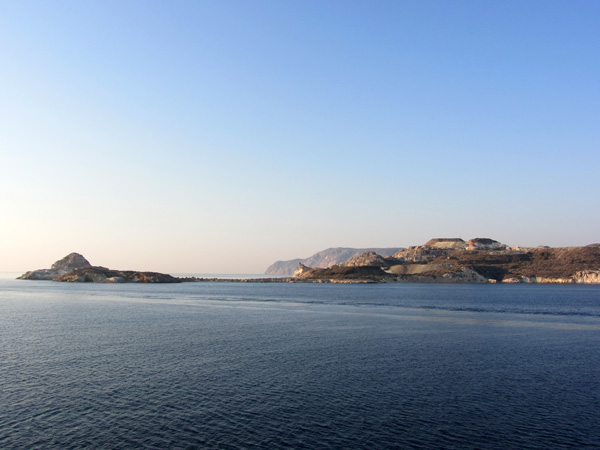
[265,247,404,275]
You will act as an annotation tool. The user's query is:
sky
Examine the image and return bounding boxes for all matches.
[1,0,599,274]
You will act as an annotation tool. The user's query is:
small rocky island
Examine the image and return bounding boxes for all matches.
[18,253,181,283]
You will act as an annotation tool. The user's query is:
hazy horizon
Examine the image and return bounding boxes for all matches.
[2,1,599,274]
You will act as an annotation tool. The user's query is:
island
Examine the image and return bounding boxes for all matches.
[18,253,181,283]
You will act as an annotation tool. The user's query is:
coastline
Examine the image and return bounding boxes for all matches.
[15,245,600,285]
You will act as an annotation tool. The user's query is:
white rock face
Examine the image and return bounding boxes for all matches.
[292,263,312,278]
[425,238,467,250]
[572,270,600,284]
[466,238,506,251]
[502,270,600,284]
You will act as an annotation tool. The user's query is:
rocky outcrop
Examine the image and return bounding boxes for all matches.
[466,238,506,251]
[391,238,470,263]
[424,238,467,249]
[18,253,181,283]
[392,243,457,263]
[265,247,403,275]
[51,253,92,272]
[17,269,60,281]
[292,263,312,278]
[391,238,507,264]
[292,264,390,282]
[387,263,453,276]
[18,252,92,280]
[572,270,600,284]
[502,270,600,284]
[385,264,490,283]
[442,267,489,283]
[340,251,398,268]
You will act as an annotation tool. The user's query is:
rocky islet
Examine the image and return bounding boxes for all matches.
[18,253,180,283]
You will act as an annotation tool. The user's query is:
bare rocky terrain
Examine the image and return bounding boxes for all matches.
[18,239,600,285]
[292,238,600,284]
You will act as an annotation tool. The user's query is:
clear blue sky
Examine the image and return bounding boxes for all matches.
[1,0,599,273]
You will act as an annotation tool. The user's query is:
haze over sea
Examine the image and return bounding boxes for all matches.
[2,278,599,449]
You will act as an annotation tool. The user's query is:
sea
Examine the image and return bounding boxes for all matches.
[1,275,599,450]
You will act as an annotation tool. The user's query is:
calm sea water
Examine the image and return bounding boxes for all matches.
[1,279,599,449]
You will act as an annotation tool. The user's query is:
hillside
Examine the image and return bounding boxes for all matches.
[292,238,600,284]
[431,246,600,282]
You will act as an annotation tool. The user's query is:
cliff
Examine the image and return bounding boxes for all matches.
[292,263,312,278]
[266,258,303,275]
[265,247,403,275]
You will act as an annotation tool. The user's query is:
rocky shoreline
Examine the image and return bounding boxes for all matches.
[17,239,600,284]
[288,238,600,284]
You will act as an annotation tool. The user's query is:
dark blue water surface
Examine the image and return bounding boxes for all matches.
[1,280,599,449]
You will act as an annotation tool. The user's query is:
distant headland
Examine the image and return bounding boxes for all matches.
[265,247,403,276]
[17,238,600,284]
[285,238,600,284]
